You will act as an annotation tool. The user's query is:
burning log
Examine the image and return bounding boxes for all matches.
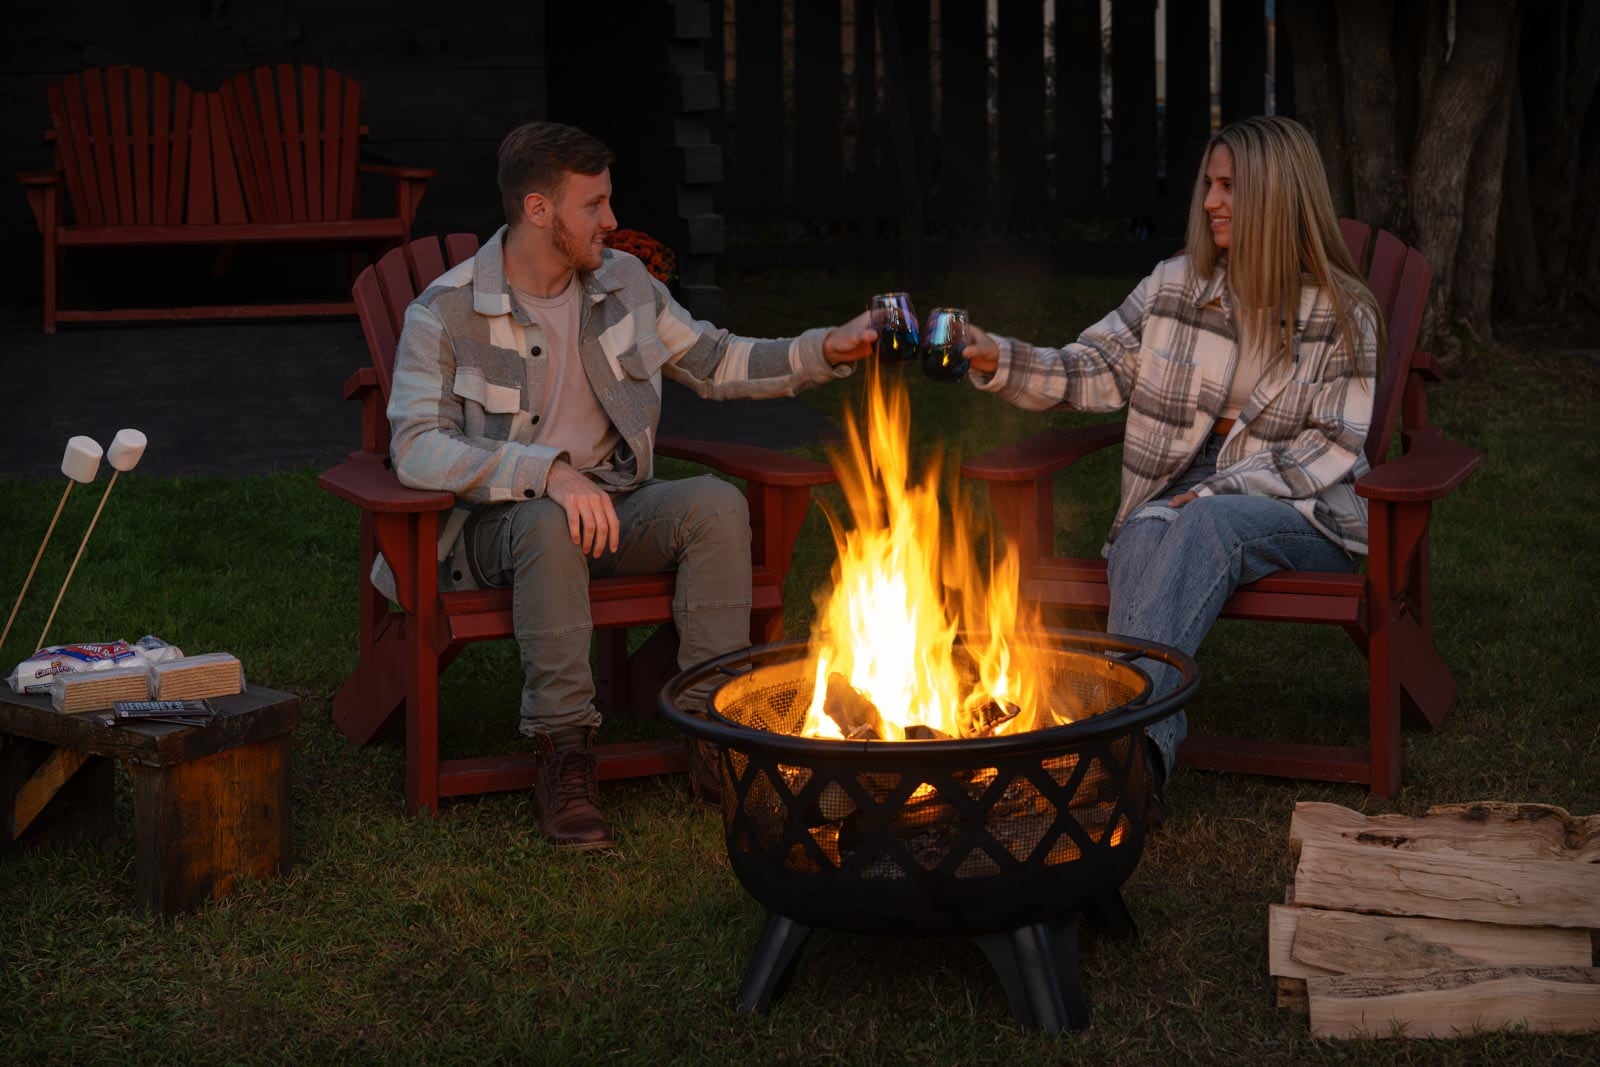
[822,673,885,740]
[1269,801,1600,1038]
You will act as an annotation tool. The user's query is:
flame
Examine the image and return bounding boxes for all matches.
[799,363,1064,740]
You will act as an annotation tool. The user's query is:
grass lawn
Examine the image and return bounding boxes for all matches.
[1,265,1597,1063]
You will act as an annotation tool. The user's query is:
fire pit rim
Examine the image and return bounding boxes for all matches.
[658,628,1196,759]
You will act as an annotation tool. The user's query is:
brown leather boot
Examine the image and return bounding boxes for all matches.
[533,726,614,850]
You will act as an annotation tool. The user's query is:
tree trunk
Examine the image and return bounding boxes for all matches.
[1284,0,1353,217]
[1453,42,1517,341]
[1337,0,1405,231]
[1409,0,1524,340]
[1570,93,1600,304]
[1494,80,1549,318]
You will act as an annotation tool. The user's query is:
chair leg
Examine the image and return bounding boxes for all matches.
[1366,505,1403,797]
[405,543,443,814]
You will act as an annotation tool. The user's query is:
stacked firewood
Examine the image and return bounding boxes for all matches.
[1271,801,1600,1039]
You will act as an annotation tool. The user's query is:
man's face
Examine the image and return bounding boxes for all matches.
[550,169,617,272]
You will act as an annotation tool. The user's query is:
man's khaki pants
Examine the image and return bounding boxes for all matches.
[464,475,753,734]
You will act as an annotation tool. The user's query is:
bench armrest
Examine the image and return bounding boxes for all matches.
[319,453,455,513]
[344,366,379,400]
[1356,428,1481,502]
[656,436,836,487]
[17,169,60,186]
[960,421,1126,483]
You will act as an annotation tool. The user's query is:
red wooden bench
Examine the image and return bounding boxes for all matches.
[18,65,433,332]
[960,221,1482,796]
[318,234,838,814]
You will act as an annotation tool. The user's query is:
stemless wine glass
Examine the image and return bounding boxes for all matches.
[921,307,971,383]
[868,292,920,365]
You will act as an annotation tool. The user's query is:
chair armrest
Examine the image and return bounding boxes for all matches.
[1356,429,1481,502]
[319,453,456,513]
[656,436,836,487]
[17,169,60,186]
[1411,350,1445,383]
[359,163,437,180]
[344,366,379,400]
[960,421,1126,483]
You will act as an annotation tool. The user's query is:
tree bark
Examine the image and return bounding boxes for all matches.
[1337,0,1405,231]
[1409,0,1524,339]
[1570,92,1600,297]
[1283,0,1353,216]
[1494,80,1549,318]
[1453,34,1519,340]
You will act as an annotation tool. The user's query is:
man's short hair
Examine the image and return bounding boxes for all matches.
[497,121,615,226]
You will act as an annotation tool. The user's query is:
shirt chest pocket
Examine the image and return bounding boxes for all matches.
[617,335,674,381]
[1130,347,1201,433]
[452,345,526,413]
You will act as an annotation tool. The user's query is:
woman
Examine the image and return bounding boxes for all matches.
[963,115,1383,798]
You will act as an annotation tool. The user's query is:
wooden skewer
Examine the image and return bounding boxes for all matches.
[0,480,76,656]
[36,470,120,652]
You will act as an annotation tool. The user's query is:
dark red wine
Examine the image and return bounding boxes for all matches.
[921,341,969,382]
[875,325,920,365]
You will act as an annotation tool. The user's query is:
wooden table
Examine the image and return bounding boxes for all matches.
[0,684,300,917]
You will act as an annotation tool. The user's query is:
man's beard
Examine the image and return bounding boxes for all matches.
[553,213,603,272]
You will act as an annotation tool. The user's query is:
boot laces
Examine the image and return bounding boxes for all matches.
[549,744,599,810]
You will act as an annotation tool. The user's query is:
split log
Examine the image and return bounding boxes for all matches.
[1276,976,1309,1013]
[1294,841,1600,928]
[1270,905,1591,978]
[1307,966,1600,1039]
[1290,801,1600,863]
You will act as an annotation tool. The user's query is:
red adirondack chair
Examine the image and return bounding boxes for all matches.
[960,221,1482,796]
[318,234,838,814]
[18,64,432,331]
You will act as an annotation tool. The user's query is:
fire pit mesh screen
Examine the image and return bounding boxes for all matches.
[709,647,1150,888]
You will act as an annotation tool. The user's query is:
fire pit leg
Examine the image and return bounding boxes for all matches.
[972,919,1089,1033]
[735,911,812,1015]
[1081,889,1139,941]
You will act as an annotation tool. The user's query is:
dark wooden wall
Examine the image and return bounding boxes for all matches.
[1,0,547,306]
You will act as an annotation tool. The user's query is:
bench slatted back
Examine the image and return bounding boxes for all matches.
[47,67,205,227]
[351,234,483,443]
[218,65,362,224]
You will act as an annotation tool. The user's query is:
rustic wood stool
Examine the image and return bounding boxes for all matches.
[0,684,300,916]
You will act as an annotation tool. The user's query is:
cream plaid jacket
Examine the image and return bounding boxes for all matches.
[381,225,850,594]
[974,255,1379,555]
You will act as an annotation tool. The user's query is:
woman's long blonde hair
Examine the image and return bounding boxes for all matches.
[1183,116,1384,383]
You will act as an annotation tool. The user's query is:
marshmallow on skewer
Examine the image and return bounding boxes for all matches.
[61,435,104,483]
[1,436,104,658]
[35,429,150,651]
[107,428,147,472]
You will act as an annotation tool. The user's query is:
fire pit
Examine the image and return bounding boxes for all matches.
[660,628,1196,1033]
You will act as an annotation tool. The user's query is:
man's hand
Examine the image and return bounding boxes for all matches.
[822,311,878,365]
[543,460,620,558]
[962,324,1001,374]
[1167,490,1199,508]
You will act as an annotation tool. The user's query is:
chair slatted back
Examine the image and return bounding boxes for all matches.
[46,67,202,227]
[1366,246,1431,467]
[1338,218,1371,272]
[351,234,483,411]
[218,65,362,223]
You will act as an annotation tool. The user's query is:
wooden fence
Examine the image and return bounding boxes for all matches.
[710,0,1290,235]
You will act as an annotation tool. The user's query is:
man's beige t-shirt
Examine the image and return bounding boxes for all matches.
[510,275,620,477]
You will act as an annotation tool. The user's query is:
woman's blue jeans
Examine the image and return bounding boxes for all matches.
[1106,435,1357,778]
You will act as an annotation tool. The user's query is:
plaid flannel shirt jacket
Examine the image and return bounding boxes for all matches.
[973,255,1379,556]
[379,225,850,595]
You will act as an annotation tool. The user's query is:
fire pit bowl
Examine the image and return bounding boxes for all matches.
[659,629,1197,1033]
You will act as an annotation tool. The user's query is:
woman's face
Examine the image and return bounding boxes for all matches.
[1203,144,1235,250]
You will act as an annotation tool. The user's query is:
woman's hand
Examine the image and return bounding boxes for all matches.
[823,311,878,365]
[962,324,1001,375]
[1167,490,1199,508]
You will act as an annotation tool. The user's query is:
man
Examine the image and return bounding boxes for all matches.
[386,121,874,849]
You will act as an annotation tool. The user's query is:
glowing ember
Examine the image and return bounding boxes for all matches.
[800,364,1064,740]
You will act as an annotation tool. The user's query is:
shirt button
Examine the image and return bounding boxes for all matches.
[523,489,535,498]
[530,345,542,356]
[451,570,462,581]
